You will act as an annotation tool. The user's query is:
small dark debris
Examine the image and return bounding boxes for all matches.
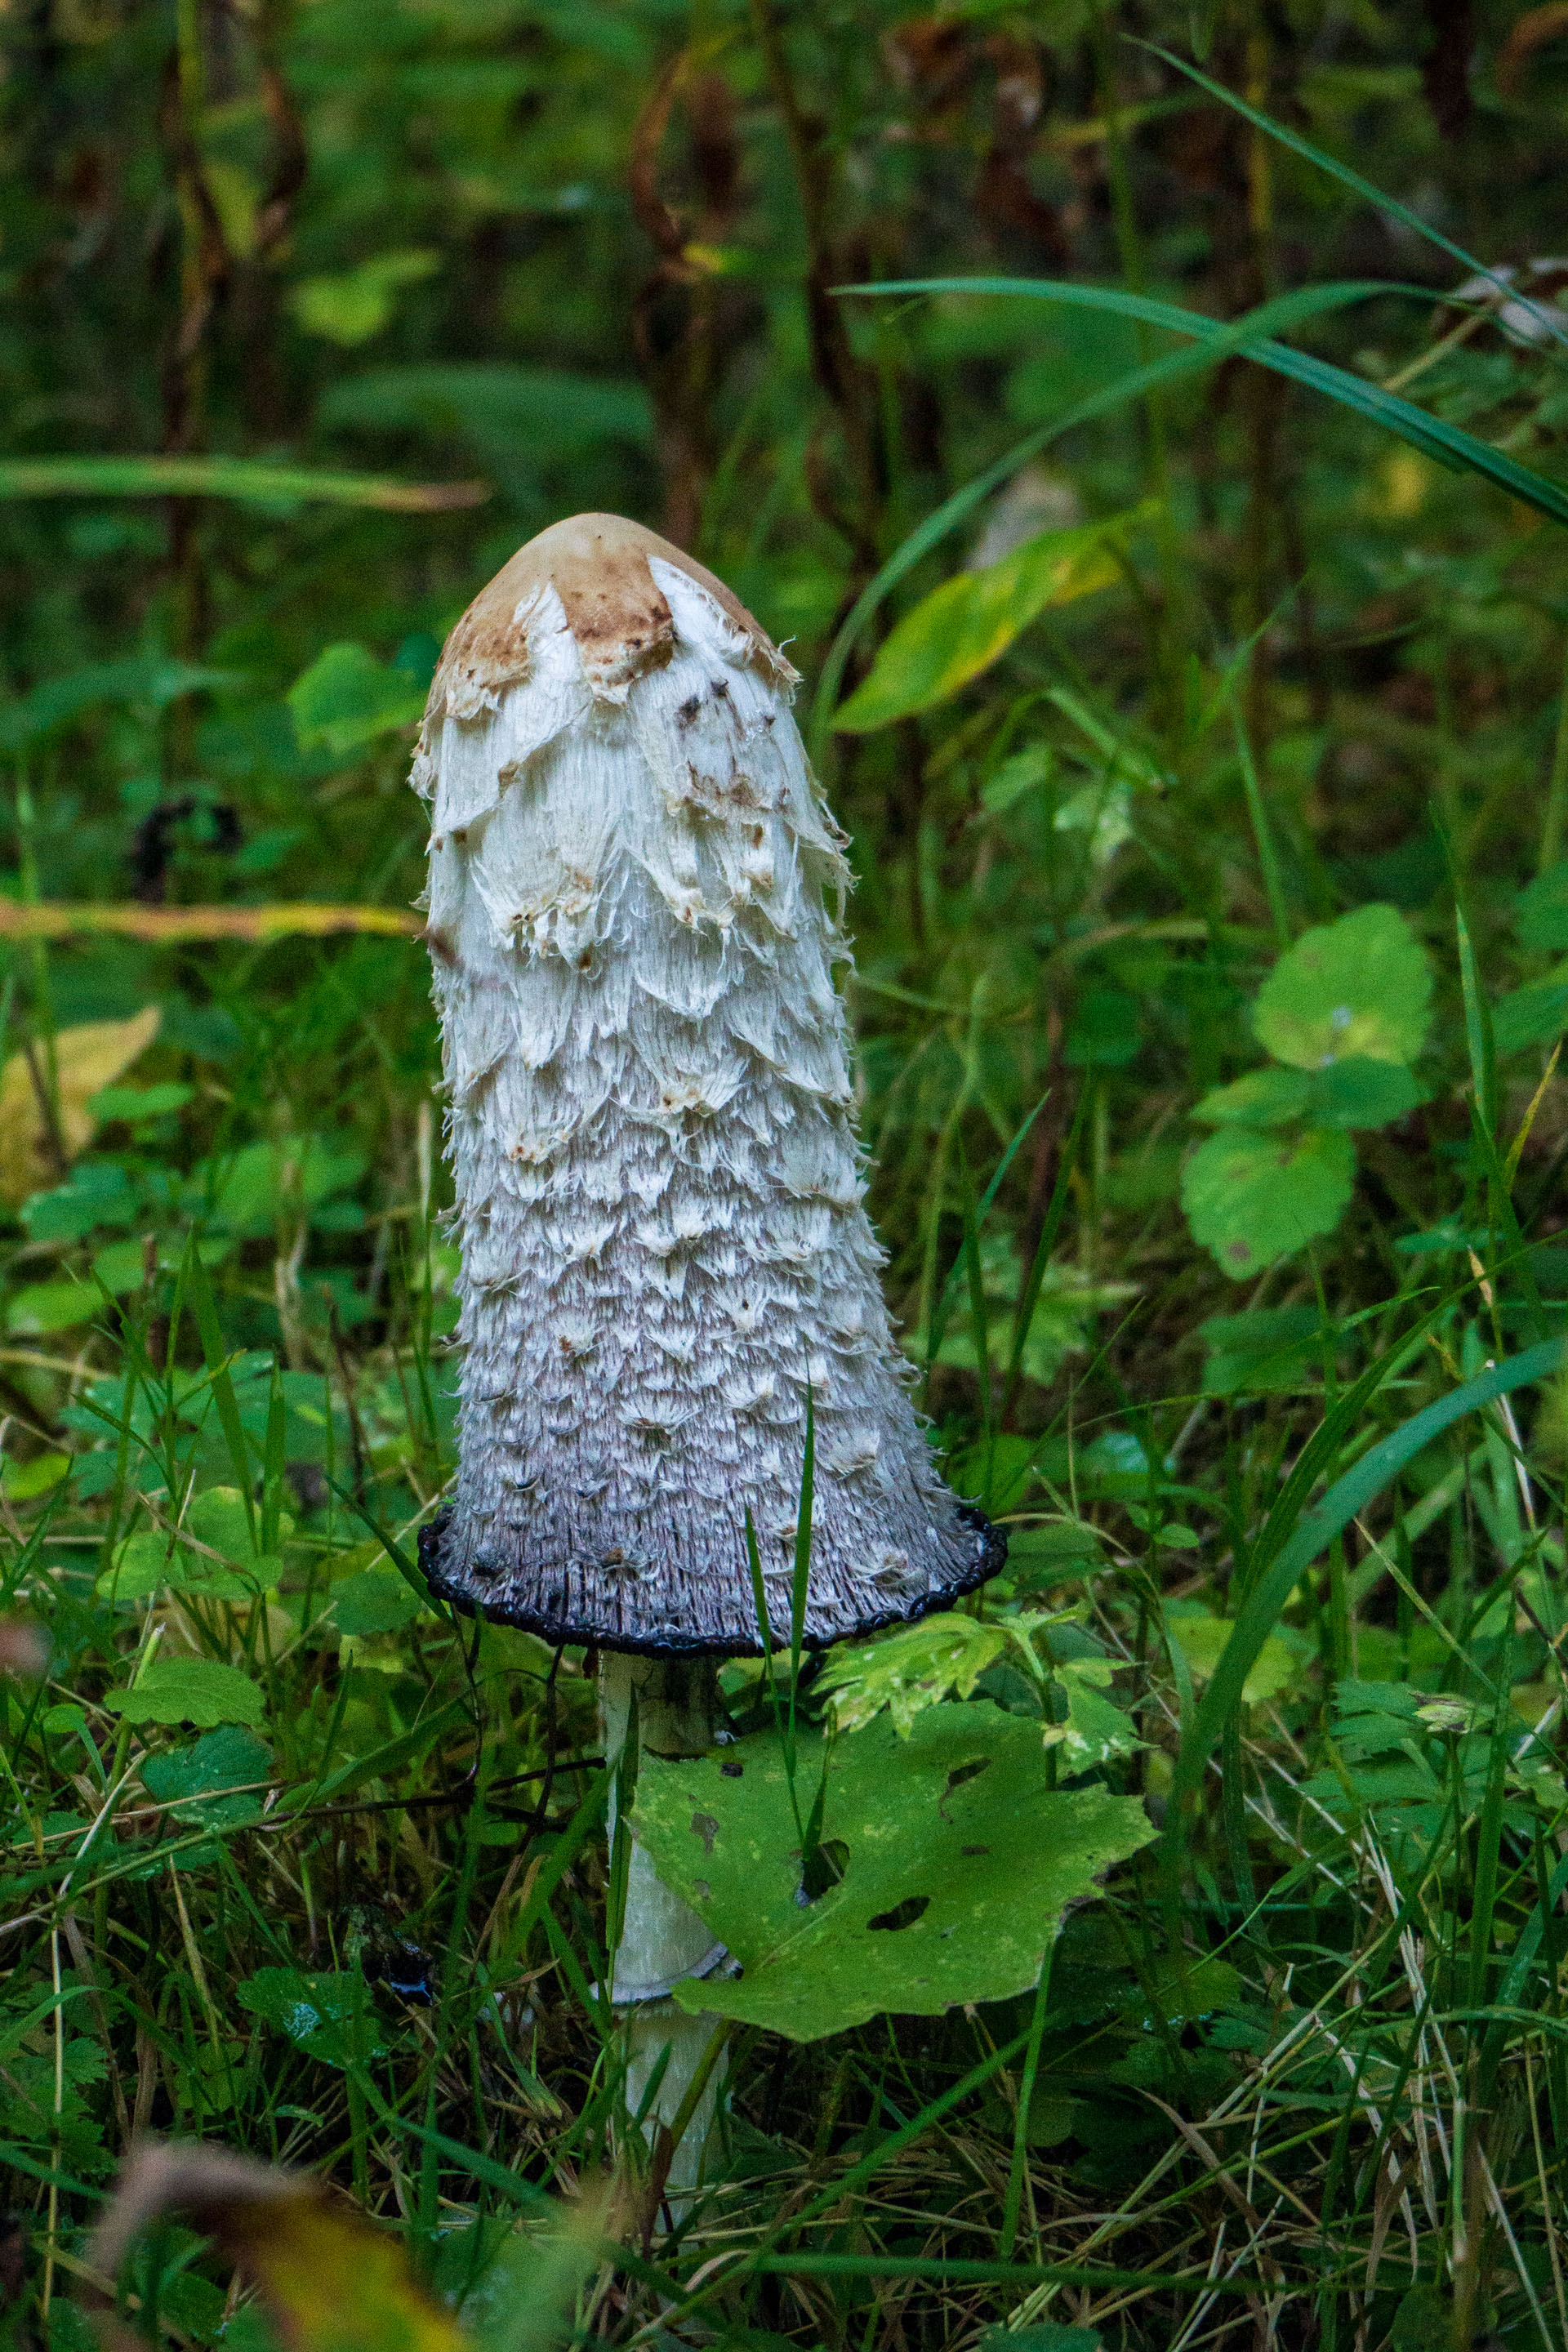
[960,1843,990,1858]
[691,1809,719,1854]
[719,1758,744,1778]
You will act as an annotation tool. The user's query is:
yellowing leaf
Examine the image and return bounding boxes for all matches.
[834,510,1147,732]
[816,1611,1007,1735]
[86,2141,465,2352]
[1169,1614,1305,1707]
[0,1006,159,1206]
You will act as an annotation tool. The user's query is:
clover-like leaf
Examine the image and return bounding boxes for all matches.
[1252,904,1432,1070]
[1182,1124,1355,1279]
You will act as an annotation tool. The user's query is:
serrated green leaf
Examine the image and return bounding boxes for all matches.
[1182,1124,1356,1279]
[1045,1664,1143,1769]
[236,1967,386,2068]
[817,1613,1008,1735]
[633,1705,1152,2040]
[1252,904,1432,1070]
[104,1659,265,1730]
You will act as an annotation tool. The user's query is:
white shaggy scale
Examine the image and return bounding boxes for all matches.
[416,537,996,1652]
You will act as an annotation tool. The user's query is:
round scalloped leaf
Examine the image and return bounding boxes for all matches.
[632,1704,1152,2042]
[1181,1125,1355,1280]
[1251,904,1432,1070]
[104,1658,265,1729]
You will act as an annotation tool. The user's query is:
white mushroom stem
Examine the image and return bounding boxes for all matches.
[598,1652,724,2194]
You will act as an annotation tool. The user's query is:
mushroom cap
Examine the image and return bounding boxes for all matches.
[430,513,797,710]
[417,515,1004,1655]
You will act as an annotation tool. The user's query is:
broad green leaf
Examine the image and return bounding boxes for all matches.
[817,1613,1009,1735]
[1182,1125,1356,1278]
[289,250,441,347]
[982,745,1053,812]
[834,511,1143,731]
[90,1080,193,1123]
[1193,1067,1311,1126]
[100,1531,242,1603]
[236,1967,386,2069]
[199,1134,367,1237]
[0,658,237,752]
[1002,1521,1105,1588]
[634,1704,1152,2040]
[1167,1614,1304,1706]
[1252,905,1431,1070]
[332,1568,427,1637]
[320,363,653,465]
[140,1728,273,1835]
[188,1485,294,1563]
[979,2329,1101,2352]
[1307,1055,1425,1129]
[1514,861,1568,951]
[1,1450,70,1501]
[7,1278,101,1336]
[287,644,426,758]
[104,1659,265,1730]
[21,1161,137,1242]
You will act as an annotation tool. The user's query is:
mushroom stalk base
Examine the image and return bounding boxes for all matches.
[599,1652,723,2199]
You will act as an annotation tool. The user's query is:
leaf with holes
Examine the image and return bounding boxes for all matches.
[632,1704,1152,2041]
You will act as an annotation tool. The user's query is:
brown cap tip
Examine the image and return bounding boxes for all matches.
[430,512,796,715]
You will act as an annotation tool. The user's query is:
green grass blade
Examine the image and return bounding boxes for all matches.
[0,455,488,508]
[851,278,1568,532]
[184,1239,258,1550]
[1176,1336,1566,1811]
[1138,40,1568,348]
[809,278,1405,751]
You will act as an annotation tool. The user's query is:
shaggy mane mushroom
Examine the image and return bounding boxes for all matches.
[412,512,1005,2182]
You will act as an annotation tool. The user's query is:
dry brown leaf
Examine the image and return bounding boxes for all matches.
[84,2140,465,2352]
[0,1620,46,1674]
[0,1005,160,1207]
[0,902,421,945]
